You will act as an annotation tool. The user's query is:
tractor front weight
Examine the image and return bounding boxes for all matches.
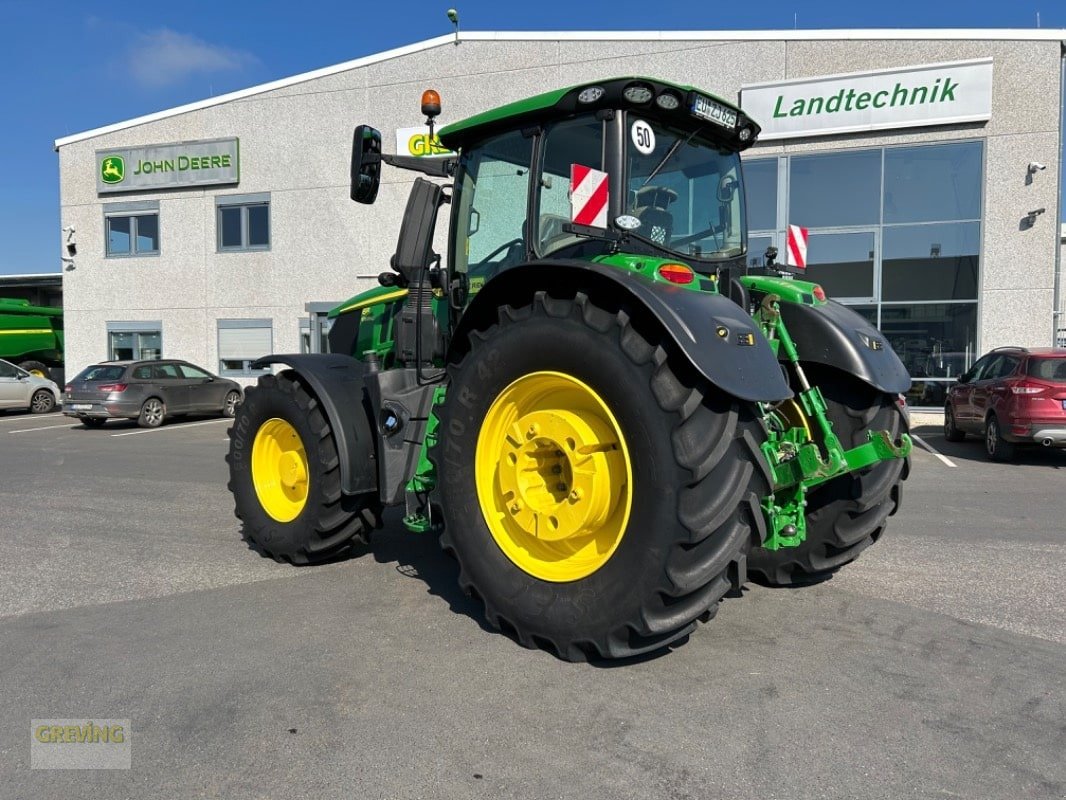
[752,286,912,551]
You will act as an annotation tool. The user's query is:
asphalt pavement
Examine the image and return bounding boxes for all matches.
[0,410,1063,799]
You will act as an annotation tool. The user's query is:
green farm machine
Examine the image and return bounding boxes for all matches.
[0,298,64,380]
[227,78,912,661]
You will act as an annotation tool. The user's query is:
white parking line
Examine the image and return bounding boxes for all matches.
[7,423,77,434]
[912,434,957,468]
[0,414,64,426]
[111,419,231,437]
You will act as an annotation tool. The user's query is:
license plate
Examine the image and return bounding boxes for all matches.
[691,95,737,129]
[69,404,92,411]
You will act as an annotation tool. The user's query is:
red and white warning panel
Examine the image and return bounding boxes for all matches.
[786,224,808,270]
[570,164,609,228]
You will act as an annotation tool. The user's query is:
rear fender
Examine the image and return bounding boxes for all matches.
[451,260,792,403]
[250,353,378,496]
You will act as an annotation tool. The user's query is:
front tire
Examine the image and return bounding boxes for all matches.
[30,389,55,414]
[944,404,965,442]
[222,390,242,418]
[435,292,770,661]
[226,372,381,564]
[748,367,909,586]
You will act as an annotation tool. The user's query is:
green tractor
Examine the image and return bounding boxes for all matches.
[227,78,912,661]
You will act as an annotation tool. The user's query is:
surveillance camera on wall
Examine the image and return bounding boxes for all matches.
[1028,162,1047,173]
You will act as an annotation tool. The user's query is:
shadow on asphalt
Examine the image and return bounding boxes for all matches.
[912,423,1066,469]
[369,510,677,667]
[369,512,495,639]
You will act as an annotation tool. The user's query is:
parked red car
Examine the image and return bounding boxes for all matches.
[944,347,1066,461]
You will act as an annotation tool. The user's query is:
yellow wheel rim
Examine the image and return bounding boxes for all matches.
[475,371,633,582]
[779,398,813,441]
[251,418,309,523]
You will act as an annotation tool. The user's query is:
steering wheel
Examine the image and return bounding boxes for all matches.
[477,238,525,265]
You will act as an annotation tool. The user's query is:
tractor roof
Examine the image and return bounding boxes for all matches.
[437,76,758,152]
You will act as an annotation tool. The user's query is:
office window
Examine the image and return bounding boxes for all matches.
[106,322,162,360]
[217,193,270,251]
[218,319,272,376]
[105,202,160,257]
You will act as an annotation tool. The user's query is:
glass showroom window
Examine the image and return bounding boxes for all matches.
[748,140,985,405]
[107,326,161,360]
[217,195,270,252]
[218,319,272,376]
[106,212,159,257]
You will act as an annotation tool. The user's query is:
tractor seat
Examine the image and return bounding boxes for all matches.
[634,185,677,246]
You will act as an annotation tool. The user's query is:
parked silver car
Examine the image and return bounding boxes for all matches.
[63,360,243,428]
[0,358,61,414]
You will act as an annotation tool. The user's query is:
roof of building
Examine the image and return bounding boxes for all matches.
[54,29,1066,150]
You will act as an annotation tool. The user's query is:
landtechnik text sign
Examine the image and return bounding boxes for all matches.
[740,58,993,140]
[96,138,240,193]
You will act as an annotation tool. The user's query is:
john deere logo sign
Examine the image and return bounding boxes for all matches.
[100,156,124,184]
[95,138,240,194]
[740,58,993,141]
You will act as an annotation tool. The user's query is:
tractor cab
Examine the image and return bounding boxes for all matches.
[349,78,760,308]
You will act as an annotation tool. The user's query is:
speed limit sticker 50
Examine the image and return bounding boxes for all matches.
[631,120,655,155]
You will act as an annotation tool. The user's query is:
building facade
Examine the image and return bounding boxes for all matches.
[55,30,1066,405]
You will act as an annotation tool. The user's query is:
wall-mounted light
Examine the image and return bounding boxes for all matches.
[446,8,460,46]
[1025,207,1046,228]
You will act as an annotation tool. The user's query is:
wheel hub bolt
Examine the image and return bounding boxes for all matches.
[782,524,798,537]
[510,501,522,514]
[569,489,581,501]
[551,465,562,475]
[556,483,567,492]
[527,424,539,438]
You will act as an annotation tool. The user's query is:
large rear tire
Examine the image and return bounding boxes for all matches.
[18,360,49,379]
[748,366,909,586]
[434,292,770,661]
[227,372,381,564]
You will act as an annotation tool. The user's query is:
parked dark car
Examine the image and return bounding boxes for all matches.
[944,347,1066,461]
[62,360,243,428]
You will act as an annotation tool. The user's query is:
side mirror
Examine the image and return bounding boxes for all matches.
[717,174,738,203]
[350,125,382,204]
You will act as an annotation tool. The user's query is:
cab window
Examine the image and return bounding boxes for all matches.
[452,130,532,287]
[535,116,604,256]
[625,118,745,260]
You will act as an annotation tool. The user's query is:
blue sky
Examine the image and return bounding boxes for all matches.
[1,0,1063,275]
